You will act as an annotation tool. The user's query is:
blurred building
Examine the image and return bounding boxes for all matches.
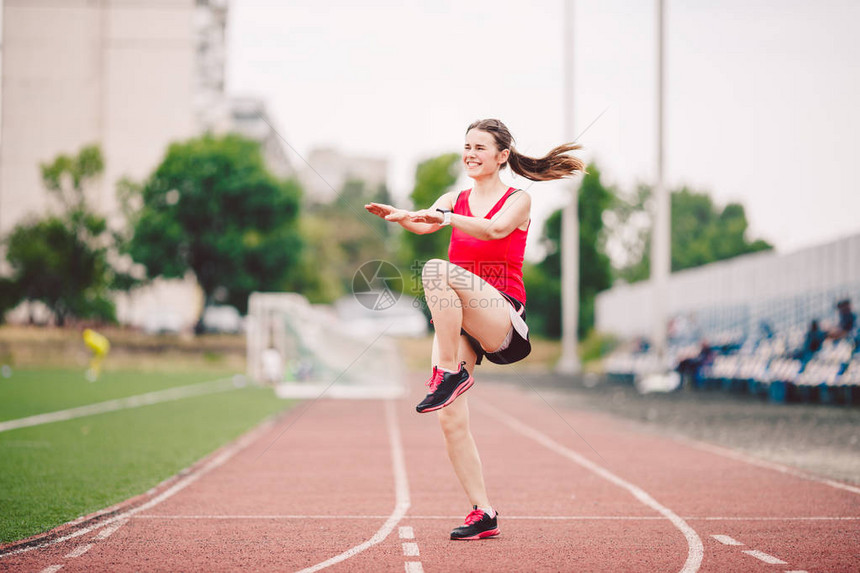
[0,0,231,235]
[229,97,293,179]
[195,1,231,134]
[299,147,388,204]
[0,0,232,328]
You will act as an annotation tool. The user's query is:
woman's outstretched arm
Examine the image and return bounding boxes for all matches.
[408,190,531,241]
[365,191,455,235]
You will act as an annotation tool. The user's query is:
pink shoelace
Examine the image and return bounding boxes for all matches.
[463,509,485,525]
[425,366,444,393]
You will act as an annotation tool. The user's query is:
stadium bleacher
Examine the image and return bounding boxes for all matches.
[604,286,860,405]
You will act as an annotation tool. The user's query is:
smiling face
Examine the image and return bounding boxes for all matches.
[463,128,510,179]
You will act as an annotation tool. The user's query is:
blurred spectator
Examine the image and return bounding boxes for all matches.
[794,320,826,362]
[759,320,775,340]
[676,341,715,386]
[827,299,856,341]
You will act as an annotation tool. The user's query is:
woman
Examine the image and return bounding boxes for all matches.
[365,118,584,540]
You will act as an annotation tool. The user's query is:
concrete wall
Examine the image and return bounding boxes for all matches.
[596,232,860,339]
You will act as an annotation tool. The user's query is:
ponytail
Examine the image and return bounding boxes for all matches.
[507,143,586,182]
[467,118,586,182]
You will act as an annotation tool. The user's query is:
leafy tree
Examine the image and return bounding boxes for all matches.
[124,134,303,319]
[1,145,127,325]
[526,163,614,338]
[602,183,652,283]
[300,179,393,303]
[331,179,393,270]
[612,186,773,282]
[400,153,460,295]
[522,261,560,337]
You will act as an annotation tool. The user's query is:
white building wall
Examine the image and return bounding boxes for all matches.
[596,232,860,339]
[0,0,104,232]
[103,1,197,224]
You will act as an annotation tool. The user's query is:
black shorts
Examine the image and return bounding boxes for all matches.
[461,293,531,366]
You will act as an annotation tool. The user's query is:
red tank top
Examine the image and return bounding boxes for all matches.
[448,187,528,304]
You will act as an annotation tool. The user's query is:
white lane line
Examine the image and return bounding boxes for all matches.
[478,401,704,573]
[404,514,860,521]
[679,439,860,496]
[135,514,393,520]
[64,543,93,558]
[742,549,788,565]
[94,519,127,540]
[295,400,410,573]
[710,535,743,546]
[398,523,420,570]
[0,413,278,559]
[692,516,860,521]
[39,566,63,573]
[400,515,670,521]
[402,542,420,557]
[132,513,860,521]
[0,377,242,433]
[398,526,414,539]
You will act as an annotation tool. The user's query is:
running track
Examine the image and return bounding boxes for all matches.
[2,377,858,572]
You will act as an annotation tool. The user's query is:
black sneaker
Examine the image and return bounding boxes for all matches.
[450,506,500,540]
[415,362,474,413]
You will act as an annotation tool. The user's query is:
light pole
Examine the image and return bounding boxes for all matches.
[650,0,670,363]
[557,0,582,375]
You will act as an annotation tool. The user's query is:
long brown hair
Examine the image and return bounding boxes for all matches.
[466,119,585,182]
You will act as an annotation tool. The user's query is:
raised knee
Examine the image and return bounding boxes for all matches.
[422,258,447,279]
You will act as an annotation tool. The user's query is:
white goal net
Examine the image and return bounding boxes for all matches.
[246,292,405,399]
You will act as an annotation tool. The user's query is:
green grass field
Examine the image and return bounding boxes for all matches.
[0,368,291,544]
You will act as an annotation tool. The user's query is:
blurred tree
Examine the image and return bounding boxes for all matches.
[123,134,303,322]
[1,145,129,325]
[292,214,347,304]
[300,179,394,303]
[602,183,652,283]
[522,261,560,337]
[400,152,460,296]
[612,186,773,283]
[526,163,614,338]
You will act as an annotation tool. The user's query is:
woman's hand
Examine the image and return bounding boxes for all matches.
[366,202,445,234]
[407,209,444,225]
[365,203,409,222]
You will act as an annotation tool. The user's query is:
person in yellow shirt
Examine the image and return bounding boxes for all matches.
[83,328,110,381]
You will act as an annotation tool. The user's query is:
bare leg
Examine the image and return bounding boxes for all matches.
[422,260,464,371]
[421,258,512,371]
[422,259,511,508]
[436,336,490,507]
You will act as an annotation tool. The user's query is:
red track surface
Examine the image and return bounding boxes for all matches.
[2,377,858,572]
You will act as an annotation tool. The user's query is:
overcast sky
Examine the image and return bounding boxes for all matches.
[226,0,860,258]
